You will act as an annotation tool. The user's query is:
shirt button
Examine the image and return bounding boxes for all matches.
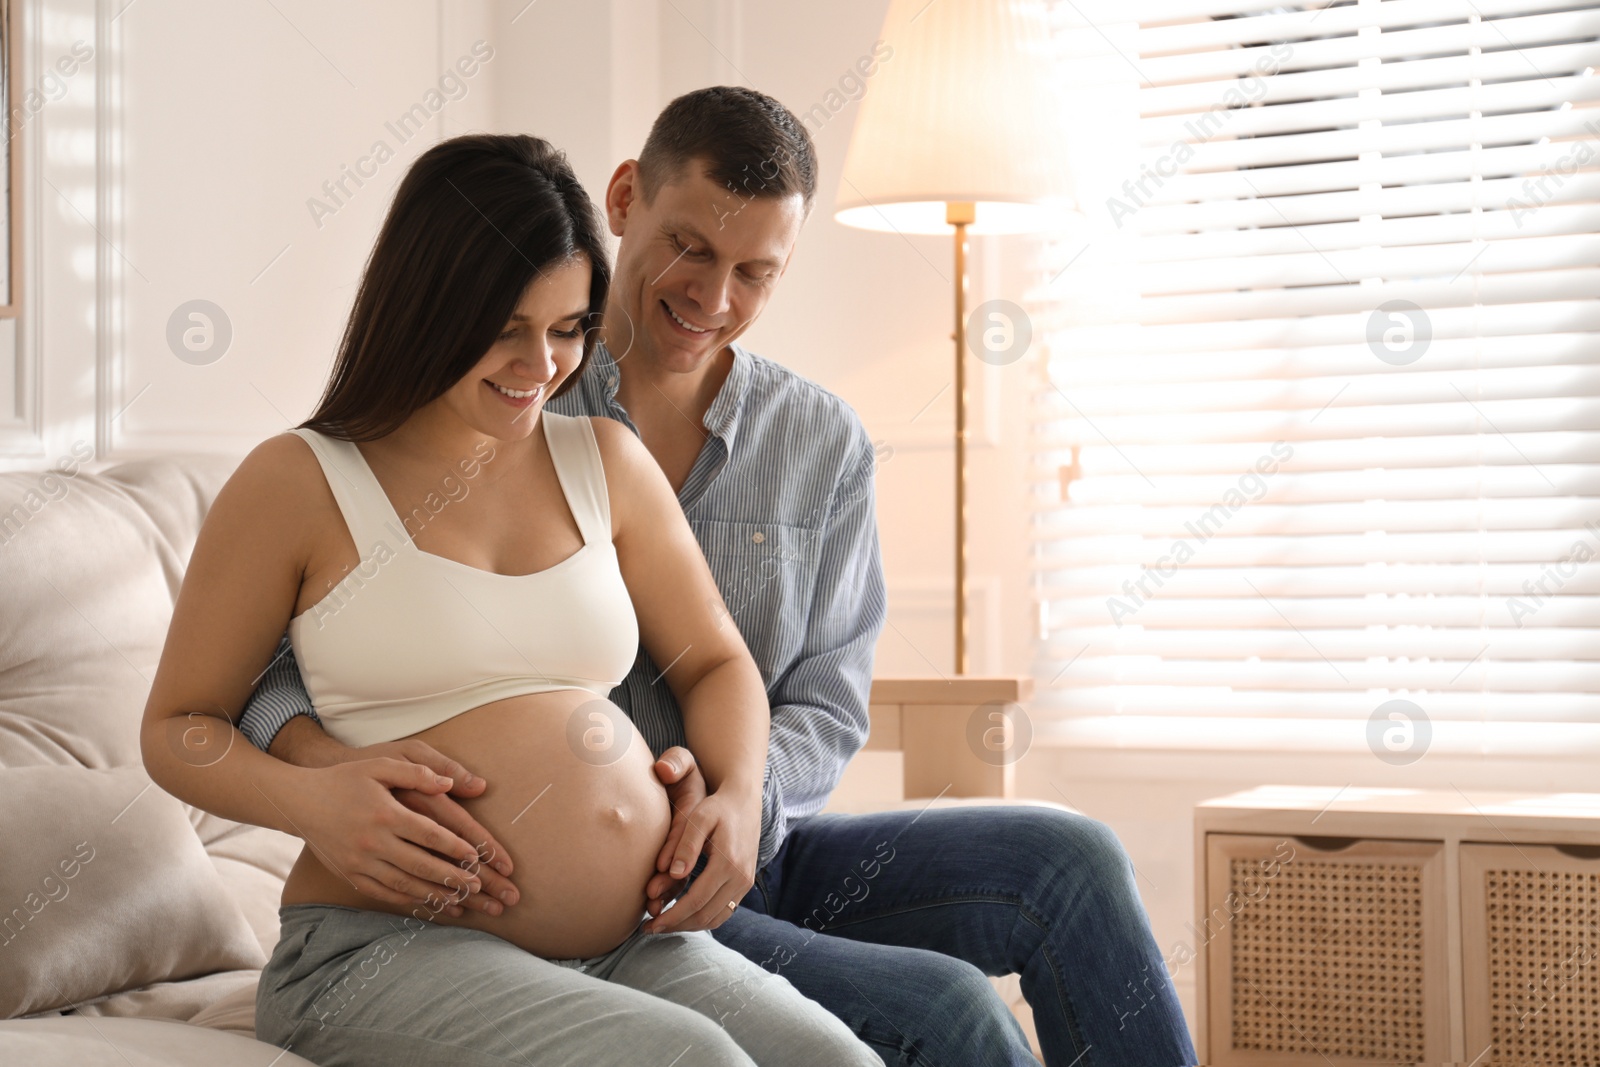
[752,532,765,543]
[607,376,618,389]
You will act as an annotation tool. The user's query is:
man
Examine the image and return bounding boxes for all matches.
[239,87,1195,1067]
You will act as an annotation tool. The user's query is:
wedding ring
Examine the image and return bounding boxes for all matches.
[727,900,738,910]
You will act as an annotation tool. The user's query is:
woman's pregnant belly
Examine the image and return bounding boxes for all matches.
[279,688,672,960]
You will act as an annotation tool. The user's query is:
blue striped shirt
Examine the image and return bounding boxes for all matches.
[237,341,888,868]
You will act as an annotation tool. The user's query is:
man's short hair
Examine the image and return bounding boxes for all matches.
[637,86,818,214]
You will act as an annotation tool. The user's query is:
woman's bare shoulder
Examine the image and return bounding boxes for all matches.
[210,431,332,533]
[229,431,321,491]
[584,415,652,480]
[583,413,633,446]
[177,432,337,607]
[582,415,683,544]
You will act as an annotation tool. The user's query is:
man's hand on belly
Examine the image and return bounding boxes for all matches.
[643,747,707,917]
[641,747,760,935]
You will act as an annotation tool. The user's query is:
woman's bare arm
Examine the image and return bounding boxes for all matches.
[594,418,770,933]
[139,435,498,911]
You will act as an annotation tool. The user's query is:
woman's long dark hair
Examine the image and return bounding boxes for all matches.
[302,134,610,441]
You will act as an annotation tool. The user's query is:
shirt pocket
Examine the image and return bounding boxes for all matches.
[689,519,821,679]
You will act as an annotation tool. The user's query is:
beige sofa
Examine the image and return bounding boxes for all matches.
[0,452,1049,1064]
[0,454,319,1065]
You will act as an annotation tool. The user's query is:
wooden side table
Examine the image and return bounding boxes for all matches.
[866,676,1034,799]
[1194,786,1600,1066]
[824,676,1037,811]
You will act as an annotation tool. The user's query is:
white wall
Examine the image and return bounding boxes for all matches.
[2,0,495,467]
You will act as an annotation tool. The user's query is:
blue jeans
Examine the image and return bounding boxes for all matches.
[710,804,1197,1067]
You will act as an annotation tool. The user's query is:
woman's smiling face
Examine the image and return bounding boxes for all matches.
[436,257,593,440]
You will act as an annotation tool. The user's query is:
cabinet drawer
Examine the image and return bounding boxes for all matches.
[1204,833,1450,1065]
[1461,842,1600,1066]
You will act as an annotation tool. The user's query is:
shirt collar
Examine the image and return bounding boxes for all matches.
[591,341,753,451]
[700,342,753,450]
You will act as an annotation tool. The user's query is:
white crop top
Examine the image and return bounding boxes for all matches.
[285,412,640,748]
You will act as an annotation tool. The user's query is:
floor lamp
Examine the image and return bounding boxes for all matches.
[834,0,1067,675]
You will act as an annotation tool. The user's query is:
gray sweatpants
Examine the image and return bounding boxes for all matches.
[255,904,879,1067]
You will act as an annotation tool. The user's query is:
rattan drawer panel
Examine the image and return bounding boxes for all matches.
[1462,843,1600,1066]
[1204,833,1451,1065]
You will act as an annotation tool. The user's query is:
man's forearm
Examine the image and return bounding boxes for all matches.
[236,634,324,752]
[766,706,859,811]
[269,712,359,768]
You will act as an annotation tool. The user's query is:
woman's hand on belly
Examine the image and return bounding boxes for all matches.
[353,737,522,915]
[283,756,507,914]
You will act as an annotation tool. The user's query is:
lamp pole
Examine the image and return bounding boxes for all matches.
[949,200,974,676]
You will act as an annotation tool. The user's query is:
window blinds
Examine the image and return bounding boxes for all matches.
[1033,0,1600,752]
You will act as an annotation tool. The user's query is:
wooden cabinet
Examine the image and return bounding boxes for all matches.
[1196,789,1600,1065]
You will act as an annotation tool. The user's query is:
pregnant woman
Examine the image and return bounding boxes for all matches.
[140,134,877,1066]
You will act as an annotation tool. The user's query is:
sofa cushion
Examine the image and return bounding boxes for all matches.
[189,809,304,958]
[54,970,261,1028]
[0,1015,320,1066]
[0,765,266,1019]
[184,977,262,1035]
[0,454,239,770]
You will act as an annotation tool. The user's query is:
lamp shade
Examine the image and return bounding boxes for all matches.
[834,0,1071,236]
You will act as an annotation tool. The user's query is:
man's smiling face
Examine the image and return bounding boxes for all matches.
[604,157,805,375]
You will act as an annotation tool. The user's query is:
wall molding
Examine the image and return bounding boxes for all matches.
[885,574,1003,675]
[0,0,45,459]
[92,0,122,458]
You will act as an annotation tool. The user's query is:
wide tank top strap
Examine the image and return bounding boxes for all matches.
[542,413,612,547]
[287,428,404,557]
